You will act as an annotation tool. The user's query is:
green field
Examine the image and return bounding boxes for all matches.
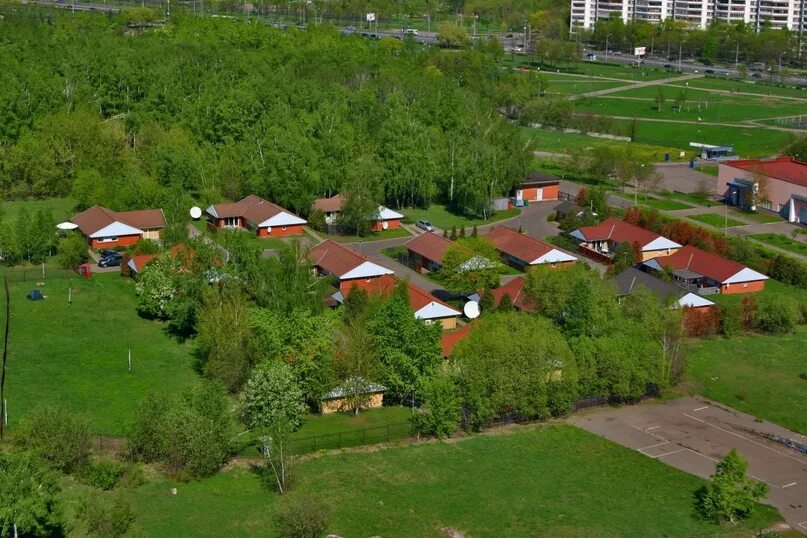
[750,232,807,256]
[688,327,807,434]
[689,213,746,228]
[320,227,413,243]
[667,77,807,99]
[666,191,719,207]
[3,273,199,435]
[545,79,628,96]
[0,197,76,221]
[191,220,288,250]
[522,127,691,161]
[116,424,783,536]
[730,210,781,224]
[612,119,792,157]
[502,57,674,81]
[401,204,520,230]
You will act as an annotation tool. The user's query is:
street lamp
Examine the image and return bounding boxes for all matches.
[605,33,612,63]
[779,51,787,80]
[678,39,687,73]
[734,41,739,70]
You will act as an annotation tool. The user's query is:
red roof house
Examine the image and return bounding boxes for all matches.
[71,206,165,249]
[206,195,306,237]
[405,282,462,330]
[643,245,768,294]
[717,157,807,223]
[489,276,536,312]
[570,217,681,262]
[440,323,473,357]
[308,240,395,299]
[312,193,403,231]
[509,171,560,203]
[485,226,577,270]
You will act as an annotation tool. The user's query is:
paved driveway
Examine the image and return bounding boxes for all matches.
[573,397,807,533]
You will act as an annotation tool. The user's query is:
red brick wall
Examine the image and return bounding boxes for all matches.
[722,280,766,294]
[542,184,560,201]
[211,217,244,230]
[258,224,305,237]
[90,234,141,249]
[522,187,538,201]
[371,219,401,232]
[339,274,396,297]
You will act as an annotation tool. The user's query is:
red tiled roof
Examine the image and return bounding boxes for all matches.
[575,217,662,247]
[128,253,158,273]
[71,205,165,236]
[405,282,456,315]
[485,226,555,264]
[652,245,759,283]
[312,194,345,213]
[727,157,807,188]
[405,232,454,264]
[308,240,394,279]
[489,276,536,312]
[440,323,473,357]
[209,195,300,225]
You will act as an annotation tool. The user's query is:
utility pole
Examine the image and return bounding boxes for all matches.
[605,33,611,63]
[734,41,739,69]
[678,39,686,72]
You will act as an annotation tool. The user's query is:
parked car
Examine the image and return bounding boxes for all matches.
[721,71,730,76]
[346,25,356,31]
[705,69,715,74]
[416,220,435,232]
[99,248,118,258]
[752,72,764,78]
[98,253,123,268]
[403,28,418,36]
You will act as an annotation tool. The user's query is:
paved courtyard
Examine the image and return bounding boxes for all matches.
[572,397,807,533]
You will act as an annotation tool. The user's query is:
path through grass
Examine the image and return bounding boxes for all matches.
[689,212,746,228]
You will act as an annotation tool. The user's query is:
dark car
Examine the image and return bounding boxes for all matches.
[752,72,763,78]
[99,248,118,258]
[704,69,715,74]
[98,253,123,268]
[663,63,674,70]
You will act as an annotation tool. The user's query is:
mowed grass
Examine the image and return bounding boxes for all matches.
[401,204,520,230]
[611,118,793,157]
[3,273,199,435]
[688,327,807,434]
[689,213,746,228]
[1,197,76,221]
[191,220,287,250]
[320,227,413,243]
[522,126,691,161]
[667,77,807,99]
[295,406,412,438]
[642,197,693,210]
[123,424,783,536]
[750,232,807,256]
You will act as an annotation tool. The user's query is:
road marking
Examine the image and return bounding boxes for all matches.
[798,521,807,531]
[683,413,705,423]
[653,448,686,459]
[693,406,709,412]
[646,426,660,431]
[638,441,670,452]
[782,482,797,488]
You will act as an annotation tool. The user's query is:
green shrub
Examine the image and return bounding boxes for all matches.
[276,494,330,538]
[720,303,742,337]
[56,232,89,269]
[81,460,124,490]
[753,298,799,333]
[413,375,460,438]
[119,464,146,489]
[78,493,135,538]
[15,405,92,474]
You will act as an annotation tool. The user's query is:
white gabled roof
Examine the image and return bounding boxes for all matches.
[677,293,715,308]
[258,212,307,228]
[723,267,769,284]
[569,229,586,242]
[205,205,219,218]
[643,236,682,252]
[532,249,578,265]
[127,259,138,273]
[341,261,395,280]
[89,221,143,239]
[414,301,461,320]
[643,259,663,271]
[376,206,403,221]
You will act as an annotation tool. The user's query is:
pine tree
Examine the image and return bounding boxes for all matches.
[471,225,478,237]
[449,226,457,241]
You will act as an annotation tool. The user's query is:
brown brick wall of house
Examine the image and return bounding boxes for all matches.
[90,234,141,249]
[339,274,396,297]
[721,280,766,294]
[258,224,305,237]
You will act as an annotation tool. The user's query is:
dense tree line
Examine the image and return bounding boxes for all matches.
[0,9,529,220]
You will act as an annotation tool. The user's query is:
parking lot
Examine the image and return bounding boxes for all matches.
[573,397,807,533]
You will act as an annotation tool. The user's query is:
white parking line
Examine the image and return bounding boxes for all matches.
[646,426,660,431]
[693,406,709,412]
[798,521,807,531]
[782,482,797,488]
[638,441,670,452]
[683,413,705,423]
[653,448,686,459]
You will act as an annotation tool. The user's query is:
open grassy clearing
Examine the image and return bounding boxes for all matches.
[688,327,807,434]
[111,424,784,536]
[522,127,691,161]
[711,279,807,311]
[501,57,673,81]
[689,213,746,228]
[750,232,807,256]
[191,220,287,250]
[612,119,792,157]
[612,191,694,210]
[1,197,76,221]
[401,204,520,230]
[576,93,806,123]
[667,77,807,99]
[665,191,720,207]
[3,273,199,436]
[730,209,782,224]
[545,79,629,95]
[319,227,413,243]
[696,165,719,176]
[295,406,412,438]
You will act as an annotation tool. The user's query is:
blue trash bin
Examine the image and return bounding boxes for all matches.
[664,153,670,162]
[689,158,696,169]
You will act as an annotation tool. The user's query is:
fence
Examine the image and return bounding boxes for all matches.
[288,422,414,455]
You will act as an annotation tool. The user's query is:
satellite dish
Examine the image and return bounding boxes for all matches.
[381,220,389,230]
[56,222,79,230]
[189,206,202,219]
[265,226,272,234]
[463,300,480,319]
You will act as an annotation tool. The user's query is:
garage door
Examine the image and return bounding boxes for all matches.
[800,206,807,224]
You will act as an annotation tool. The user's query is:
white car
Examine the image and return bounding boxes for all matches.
[403,28,418,36]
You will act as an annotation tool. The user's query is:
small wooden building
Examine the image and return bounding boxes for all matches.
[320,378,387,414]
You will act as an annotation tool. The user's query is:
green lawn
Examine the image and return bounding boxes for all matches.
[546,233,580,252]
[664,191,719,207]
[667,77,807,99]
[118,424,784,536]
[688,327,807,434]
[191,220,287,250]
[1,197,76,221]
[689,213,746,228]
[401,205,520,230]
[731,210,782,224]
[642,197,693,211]
[522,127,691,161]
[320,227,413,243]
[3,273,199,435]
[750,233,807,257]
[295,406,412,439]
[696,165,719,176]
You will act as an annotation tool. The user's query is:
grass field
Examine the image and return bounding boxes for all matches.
[320,227,412,243]
[641,197,693,211]
[522,127,691,161]
[1,197,76,221]
[191,220,287,250]
[663,191,720,207]
[401,205,520,230]
[730,209,782,224]
[667,77,807,99]
[750,232,807,256]
[689,213,746,228]
[3,273,199,435]
[116,424,784,536]
[688,327,807,434]
[696,165,719,176]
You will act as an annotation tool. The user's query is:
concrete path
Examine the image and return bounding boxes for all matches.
[573,397,807,534]
[572,73,702,100]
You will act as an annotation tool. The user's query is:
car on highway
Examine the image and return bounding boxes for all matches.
[403,28,418,36]
[721,71,730,76]
[705,69,715,74]
[98,253,123,268]
[416,220,435,232]
[752,72,764,78]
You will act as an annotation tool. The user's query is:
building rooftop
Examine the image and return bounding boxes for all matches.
[486,226,577,265]
[726,156,807,188]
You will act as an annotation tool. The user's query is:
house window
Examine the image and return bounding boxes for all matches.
[743,282,748,288]
[365,277,371,283]
[99,236,118,243]
[223,217,239,227]
[281,226,287,231]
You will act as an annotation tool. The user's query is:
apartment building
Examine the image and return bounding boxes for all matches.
[570,0,806,31]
